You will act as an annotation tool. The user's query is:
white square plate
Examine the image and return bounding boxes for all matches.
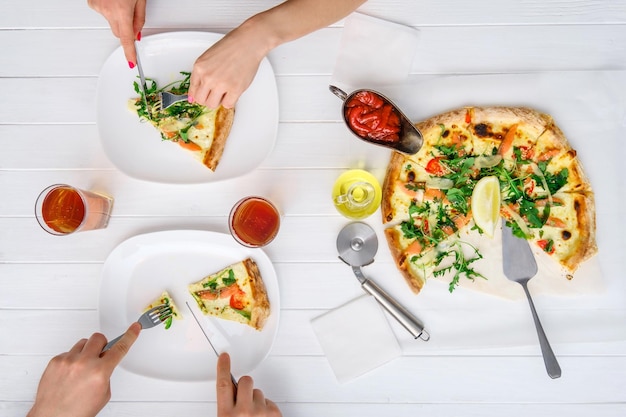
[96,32,278,183]
[98,230,280,381]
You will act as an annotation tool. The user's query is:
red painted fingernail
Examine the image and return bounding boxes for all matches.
[128,61,135,69]
[187,95,194,103]
[137,32,142,41]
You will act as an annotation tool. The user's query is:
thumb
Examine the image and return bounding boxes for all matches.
[103,321,141,369]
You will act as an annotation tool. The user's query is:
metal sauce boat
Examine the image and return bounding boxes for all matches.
[329,85,424,155]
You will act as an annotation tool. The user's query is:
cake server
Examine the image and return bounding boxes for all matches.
[502,224,562,379]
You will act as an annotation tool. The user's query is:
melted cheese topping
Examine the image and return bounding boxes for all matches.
[144,291,182,321]
[127,98,218,152]
[528,192,585,263]
[184,110,217,149]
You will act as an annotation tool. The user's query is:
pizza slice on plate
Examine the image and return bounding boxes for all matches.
[188,258,271,331]
[129,72,235,171]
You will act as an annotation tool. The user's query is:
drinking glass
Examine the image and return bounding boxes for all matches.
[35,184,113,235]
[229,196,280,247]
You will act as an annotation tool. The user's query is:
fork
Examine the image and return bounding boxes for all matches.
[101,304,172,352]
[153,91,189,112]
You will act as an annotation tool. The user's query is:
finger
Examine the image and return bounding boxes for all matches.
[121,39,137,67]
[220,91,238,109]
[265,399,281,415]
[205,88,227,110]
[69,338,88,354]
[235,375,254,406]
[216,353,235,413]
[187,77,208,107]
[118,18,138,66]
[188,65,213,105]
[252,387,266,404]
[133,0,147,37]
[188,70,200,100]
[102,322,141,370]
[82,332,109,356]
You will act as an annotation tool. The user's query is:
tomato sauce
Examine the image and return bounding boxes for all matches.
[344,91,401,143]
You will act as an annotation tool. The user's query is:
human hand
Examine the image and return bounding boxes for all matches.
[87,0,146,66]
[27,322,141,417]
[189,20,273,109]
[216,353,282,417]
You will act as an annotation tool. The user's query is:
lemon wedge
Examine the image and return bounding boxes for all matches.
[471,176,501,238]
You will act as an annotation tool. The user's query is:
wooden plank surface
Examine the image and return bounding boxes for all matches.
[2,0,626,28]
[2,1,626,416]
[1,26,626,77]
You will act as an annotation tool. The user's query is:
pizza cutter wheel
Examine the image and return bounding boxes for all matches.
[337,222,429,341]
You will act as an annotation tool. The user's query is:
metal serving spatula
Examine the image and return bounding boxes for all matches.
[502,224,562,379]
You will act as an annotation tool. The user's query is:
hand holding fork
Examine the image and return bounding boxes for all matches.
[102,304,172,352]
[28,321,144,417]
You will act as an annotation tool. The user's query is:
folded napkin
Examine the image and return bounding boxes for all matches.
[311,295,401,384]
[330,12,420,92]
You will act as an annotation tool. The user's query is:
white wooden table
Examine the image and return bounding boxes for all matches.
[2,1,626,416]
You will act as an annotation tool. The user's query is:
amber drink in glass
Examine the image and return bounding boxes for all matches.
[229,196,280,247]
[35,184,113,235]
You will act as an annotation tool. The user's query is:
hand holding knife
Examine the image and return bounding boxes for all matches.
[185,302,238,389]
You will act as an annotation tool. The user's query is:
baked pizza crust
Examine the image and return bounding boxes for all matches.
[548,192,598,273]
[384,227,426,293]
[381,151,407,224]
[534,123,593,194]
[242,258,271,331]
[570,192,598,269]
[203,106,235,171]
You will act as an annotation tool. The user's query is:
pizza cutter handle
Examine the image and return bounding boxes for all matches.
[361,279,430,341]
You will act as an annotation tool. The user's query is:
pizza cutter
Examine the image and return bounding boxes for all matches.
[337,222,430,341]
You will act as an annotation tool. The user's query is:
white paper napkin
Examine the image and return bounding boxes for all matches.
[311,295,401,384]
[330,12,420,92]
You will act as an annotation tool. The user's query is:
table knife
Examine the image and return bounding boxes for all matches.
[185,302,238,388]
[134,41,151,119]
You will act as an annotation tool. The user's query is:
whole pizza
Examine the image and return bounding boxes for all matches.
[381,106,597,294]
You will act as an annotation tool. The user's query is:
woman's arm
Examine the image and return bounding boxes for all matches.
[188,0,367,108]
